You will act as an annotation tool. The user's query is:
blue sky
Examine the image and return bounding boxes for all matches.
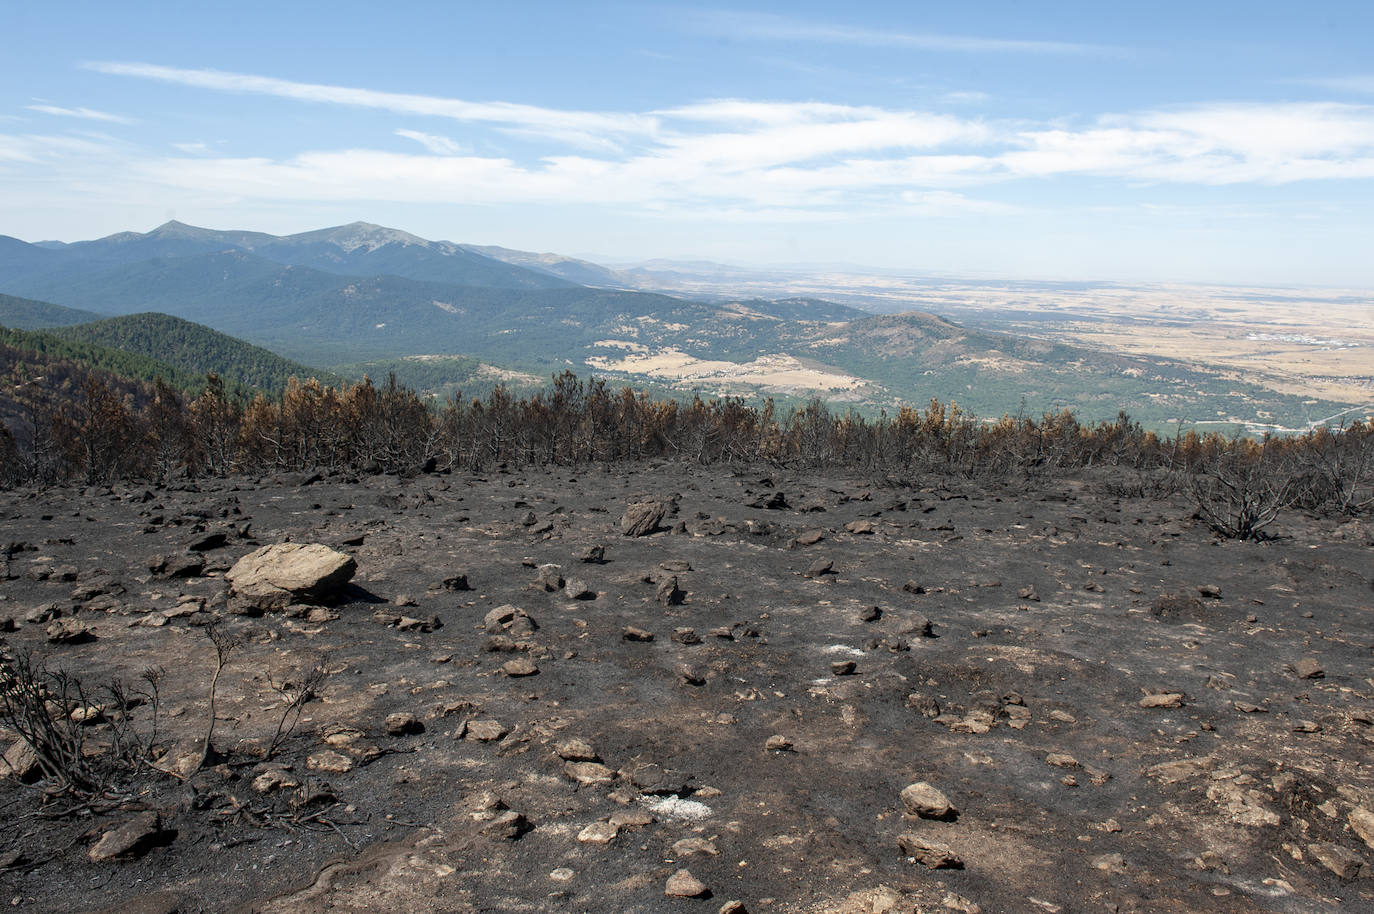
[4,1,1374,285]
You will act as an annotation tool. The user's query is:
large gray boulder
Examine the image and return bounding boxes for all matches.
[226,543,356,610]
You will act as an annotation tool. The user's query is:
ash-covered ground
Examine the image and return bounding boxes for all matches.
[1,464,1372,914]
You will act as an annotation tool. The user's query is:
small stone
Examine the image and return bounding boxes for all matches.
[657,575,686,605]
[252,767,300,794]
[555,738,599,762]
[857,605,881,623]
[564,761,616,786]
[764,734,795,752]
[1307,843,1365,879]
[70,704,106,726]
[898,833,963,869]
[1,740,41,783]
[794,529,825,546]
[306,750,355,773]
[622,626,655,642]
[1017,585,1040,601]
[502,657,539,677]
[673,627,702,645]
[564,578,596,600]
[1197,584,1221,599]
[579,545,606,564]
[719,902,749,914]
[1295,658,1325,680]
[907,694,941,718]
[678,664,707,686]
[577,821,619,844]
[23,603,60,626]
[942,892,981,914]
[1092,853,1127,872]
[481,809,531,840]
[845,520,876,535]
[672,837,719,856]
[1049,710,1077,723]
[1003,705,1032,729]
[1139,692,1185,709]
[900,782,955,820]
[88,812,170,862]
[1349,807,1374,852]
[484,604,535,636]
[151,553,206,580]
[385,712,424,736]
[1047,753,1080,769]
[805,558,835,578]
[610,809,655,828]
[46,619,94,644]
[187,530,229,552]
[463,720,508,742]
[831,660,857,676]
[902,615,935,638]
[665,868,710,898]
[622,500,671,537]
[534,564,564,592]
[442,573,471,591]
[396,614,441,632]
[323,727,363,747]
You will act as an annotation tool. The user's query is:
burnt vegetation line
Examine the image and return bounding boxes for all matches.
[1,366,1371,535]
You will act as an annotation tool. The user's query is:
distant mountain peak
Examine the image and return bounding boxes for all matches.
[146,219,214,237]
[287,221,432,253]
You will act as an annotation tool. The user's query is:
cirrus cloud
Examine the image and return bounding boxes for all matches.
[10,63,1374,225]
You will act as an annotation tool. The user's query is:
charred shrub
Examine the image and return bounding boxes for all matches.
[0,650,164,796]
[1189,440,1297,541]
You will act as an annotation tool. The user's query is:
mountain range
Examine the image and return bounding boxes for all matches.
[0,220,1355,429]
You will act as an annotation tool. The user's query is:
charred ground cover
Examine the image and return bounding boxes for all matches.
[1,372,1373,913]
[0,458,1372,914]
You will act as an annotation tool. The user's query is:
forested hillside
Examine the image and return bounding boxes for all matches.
[0,292,103,329]
[50,312,335,395]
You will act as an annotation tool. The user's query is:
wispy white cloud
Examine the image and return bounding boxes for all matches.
[1003,103,1374,184]
[395,129,466,155]
[84,61,654,147]
[681,10,1122,56]
[25,104,134,124]
[0,132,128,166]
[21,64,1374,225]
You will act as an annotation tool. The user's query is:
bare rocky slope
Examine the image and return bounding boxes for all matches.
[1,464,1372,914]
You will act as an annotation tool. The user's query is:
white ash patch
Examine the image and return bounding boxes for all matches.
[646,795,713,821]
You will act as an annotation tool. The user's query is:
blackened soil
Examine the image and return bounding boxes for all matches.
[1,464,1372,914]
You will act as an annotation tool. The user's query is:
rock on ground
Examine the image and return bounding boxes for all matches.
[226,543,356,609]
